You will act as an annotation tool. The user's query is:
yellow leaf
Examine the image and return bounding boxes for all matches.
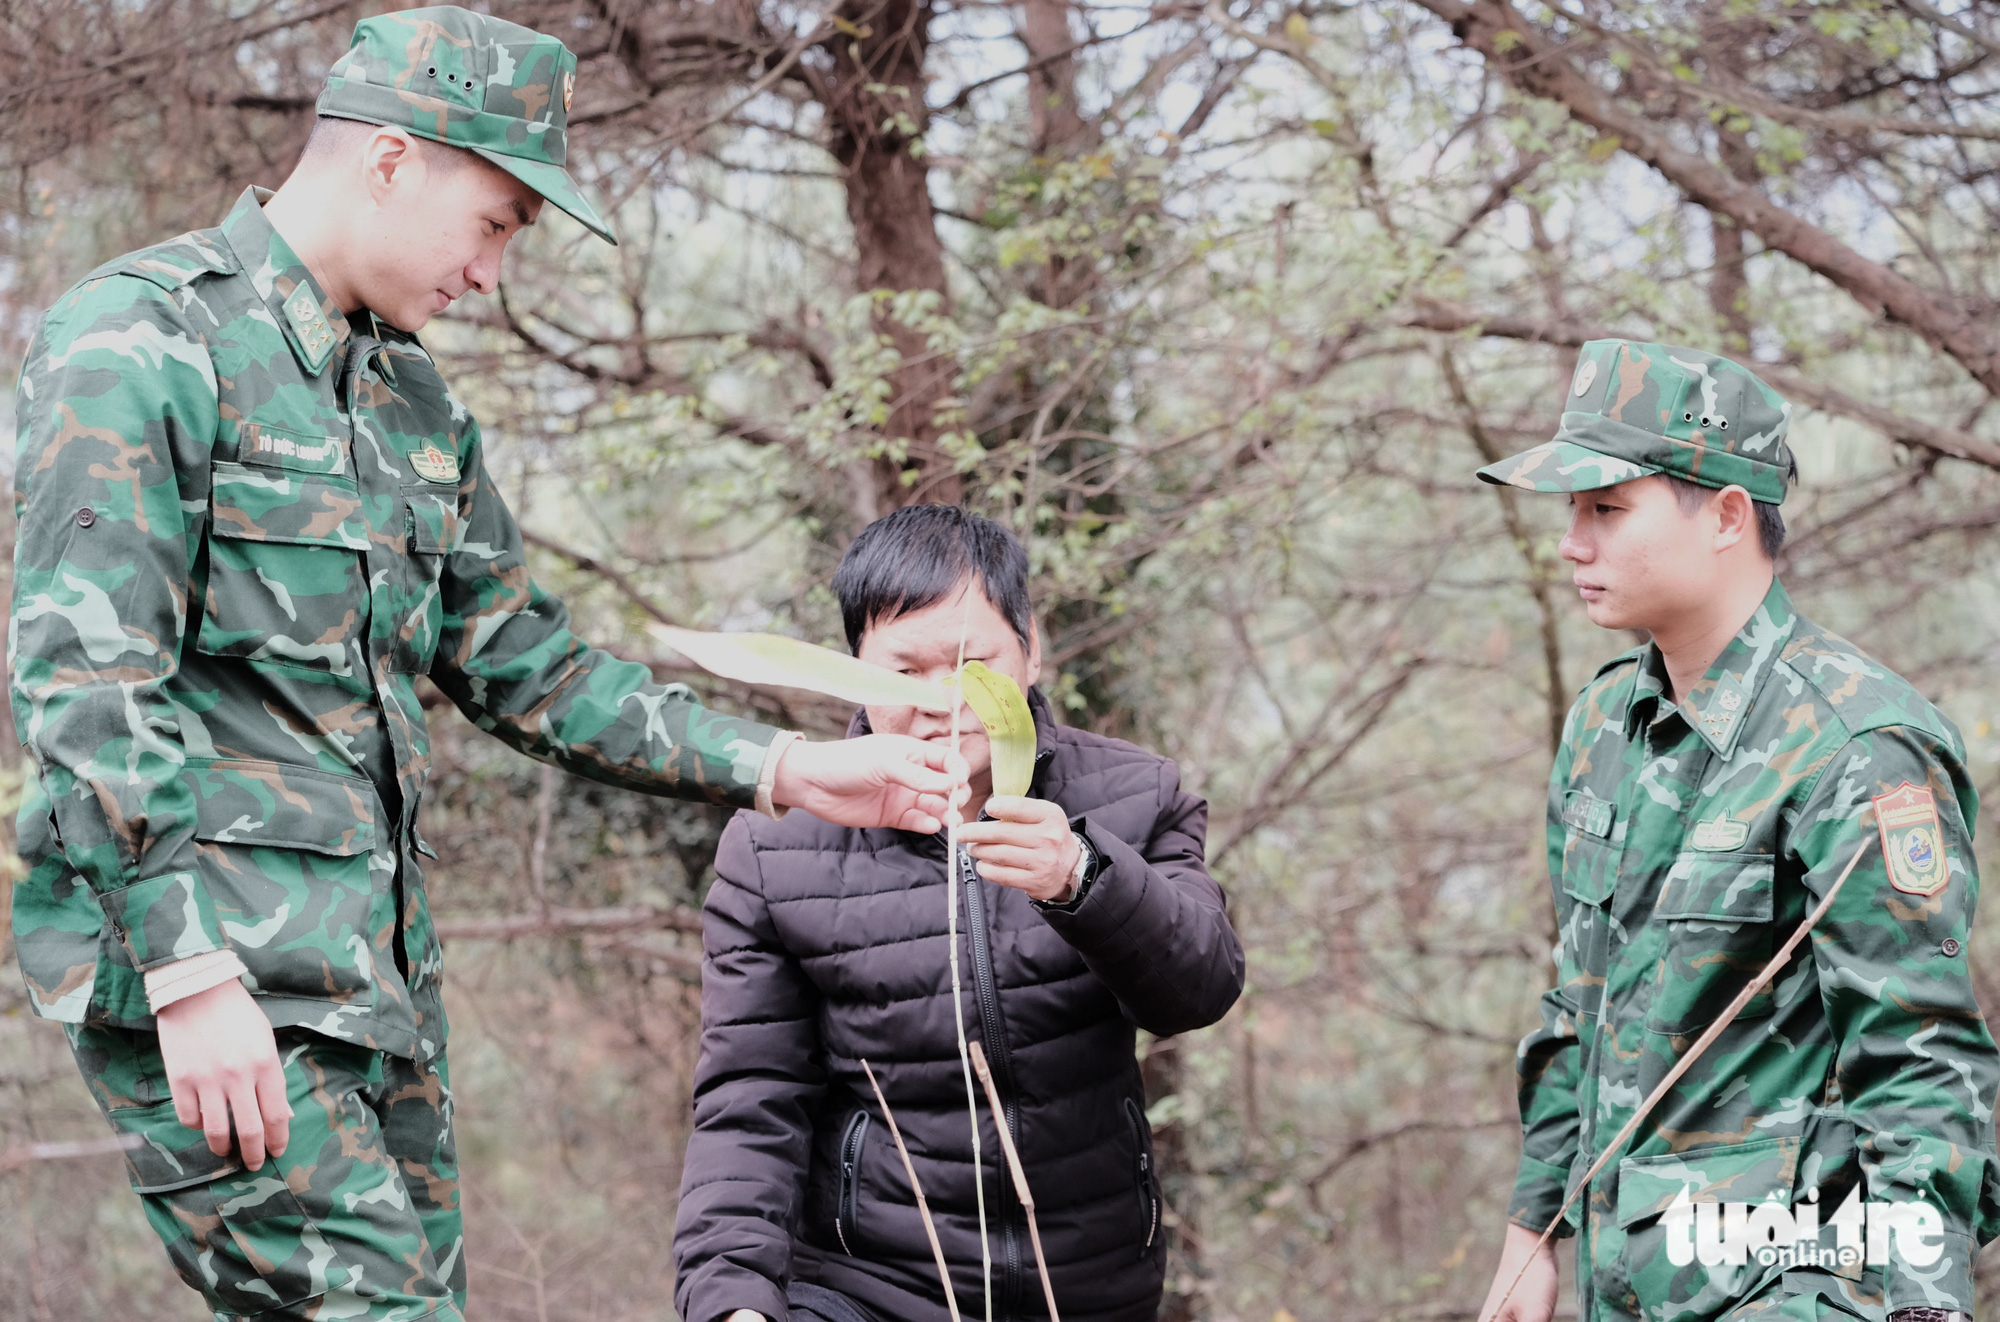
[649,625,955,711]
[947,661,1036,798]
[1283,12,1314,46]
[1274,1311,1300,1322]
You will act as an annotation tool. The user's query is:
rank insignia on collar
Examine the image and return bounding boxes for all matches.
[1691,816,1749,851]
[283,286,335,370]
[1875,782,1947,897]
[410,442,461,483]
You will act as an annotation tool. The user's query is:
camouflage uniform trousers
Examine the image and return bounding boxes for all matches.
[67,1023,464,1321]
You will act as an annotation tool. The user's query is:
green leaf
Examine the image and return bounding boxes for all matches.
[948,662,1036,798]
[649,625,955,711]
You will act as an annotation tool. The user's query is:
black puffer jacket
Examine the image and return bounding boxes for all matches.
[673,690,1244,1322]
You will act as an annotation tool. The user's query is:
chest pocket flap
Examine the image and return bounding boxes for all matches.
[1560,789,1619,906]
[209,460,368,549]
[1655,851,1774,923]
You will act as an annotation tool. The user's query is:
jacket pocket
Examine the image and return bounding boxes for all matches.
[198,461,368,678]
[1559,832,1621,1019]
[390,484,458,674]
[1559,818,1619,907]
[184,758,390,1005]
[1124,1097,1160,1256]
[1646,851,1776,1035]
[1615,1135,1800,1318]
[835,1108,870,1256]
[114,1096,319,1311]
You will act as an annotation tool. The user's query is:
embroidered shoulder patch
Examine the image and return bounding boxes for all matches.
[1875,782,1947,897]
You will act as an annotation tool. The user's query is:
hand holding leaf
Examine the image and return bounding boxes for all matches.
[958,796,1081,903]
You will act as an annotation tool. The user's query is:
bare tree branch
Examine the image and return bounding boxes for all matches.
[1404,0,2000,396]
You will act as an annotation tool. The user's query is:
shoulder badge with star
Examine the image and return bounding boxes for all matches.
[1874,782,1947,897]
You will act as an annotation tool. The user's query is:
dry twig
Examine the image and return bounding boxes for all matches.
[969,1041,1060,1322]
[862,1059,962,1322]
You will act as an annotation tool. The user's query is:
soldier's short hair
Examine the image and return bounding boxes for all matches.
[1663,474,1787,560]
[297,116,474,175]
[834,505,1032,654]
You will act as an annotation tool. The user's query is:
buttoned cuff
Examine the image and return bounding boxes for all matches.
[754,731,803,820]
[1507,1153,1578,1239]
[1885,1230,1976,1315]
[144,949,249,1012]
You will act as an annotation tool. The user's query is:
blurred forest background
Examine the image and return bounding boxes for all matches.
[4,0,2000,1318]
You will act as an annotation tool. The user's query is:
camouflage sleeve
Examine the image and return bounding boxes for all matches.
[1508,716,1585,1236]
[430,418,779,808]
[9,276,222,971]
[1793,724,1998,1314]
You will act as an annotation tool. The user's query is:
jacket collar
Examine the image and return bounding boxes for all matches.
[219,187,354,379]
[1625,577,1799,757]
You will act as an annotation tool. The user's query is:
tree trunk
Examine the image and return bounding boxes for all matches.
[1018,0,1099,310]
[822,0,961,511]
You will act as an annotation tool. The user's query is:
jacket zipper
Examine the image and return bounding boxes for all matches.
[836,1108,869,1255]
[959,846,1026,1319]
[1123,1097,1160,1254]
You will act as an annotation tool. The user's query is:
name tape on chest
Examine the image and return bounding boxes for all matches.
[245,427,345,474]
[1874,782,1947,897]
[1562,790,1614,839]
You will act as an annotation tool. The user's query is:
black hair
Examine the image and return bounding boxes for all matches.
[833,504,1033,654]
[1662,474,1786,560]
[297,116,472,173]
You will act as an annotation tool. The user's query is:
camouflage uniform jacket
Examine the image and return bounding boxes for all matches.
[11,188,778,1060]
[1511,579,2000,1320]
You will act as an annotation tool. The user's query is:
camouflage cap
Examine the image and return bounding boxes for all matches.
[1476,340,1794,504]
[317,6,615,244]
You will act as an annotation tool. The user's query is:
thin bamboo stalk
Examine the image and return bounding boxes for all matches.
[945,591,993,1322]
[1487,828,1876,1320]
[969,1041,1061,1322]
[861,1060,962,1322]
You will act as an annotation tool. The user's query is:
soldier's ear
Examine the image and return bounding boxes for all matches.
[1711,484,1756,554]
[360,127,422,204]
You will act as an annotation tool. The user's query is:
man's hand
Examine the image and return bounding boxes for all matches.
[772,734,968,833]
[1476,1222,1558,1322]
[957,796,1080,903]
[155,979,292,1170]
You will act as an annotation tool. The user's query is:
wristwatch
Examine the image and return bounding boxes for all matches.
[1889,1309,1970,1322]
[1037,830,1099,910]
